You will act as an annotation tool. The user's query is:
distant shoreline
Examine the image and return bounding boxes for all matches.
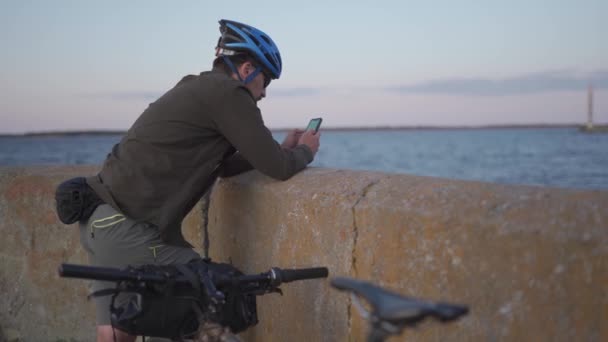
[1,124,607,137]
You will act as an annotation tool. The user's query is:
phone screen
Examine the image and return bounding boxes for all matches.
[306,118,323,133]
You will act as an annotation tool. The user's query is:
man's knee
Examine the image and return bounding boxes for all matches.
[96,325,136,342]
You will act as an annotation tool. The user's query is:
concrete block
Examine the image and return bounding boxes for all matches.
[209,169,608,341]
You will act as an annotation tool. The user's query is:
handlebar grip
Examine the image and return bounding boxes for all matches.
[277,267,329,283]
[59,263,131,282]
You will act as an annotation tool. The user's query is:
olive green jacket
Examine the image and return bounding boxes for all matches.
[87,69,313,246]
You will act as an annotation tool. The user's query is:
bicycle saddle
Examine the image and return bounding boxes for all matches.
[331,277,469,324]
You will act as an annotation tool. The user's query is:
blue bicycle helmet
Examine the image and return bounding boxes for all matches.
[216,19,282,80]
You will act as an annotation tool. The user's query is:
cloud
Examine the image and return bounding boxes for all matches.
[269,87,322,97]
[386,70,608,96]
[76,69,608,101]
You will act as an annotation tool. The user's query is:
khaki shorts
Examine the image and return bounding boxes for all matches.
[79,204,200,325]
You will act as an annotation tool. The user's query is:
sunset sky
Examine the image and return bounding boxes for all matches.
[1,0,607,134]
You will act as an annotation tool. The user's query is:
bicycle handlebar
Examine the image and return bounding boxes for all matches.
[59,263,166,282]
[273,266,329,283]
[58,263,329,289]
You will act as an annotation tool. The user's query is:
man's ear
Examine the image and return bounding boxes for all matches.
[237,61,254,78]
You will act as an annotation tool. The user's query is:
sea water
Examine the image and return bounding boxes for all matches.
[1,128,607,190]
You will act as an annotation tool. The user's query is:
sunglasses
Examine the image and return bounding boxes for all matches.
[261,69,272,88]
[249,62,272,88]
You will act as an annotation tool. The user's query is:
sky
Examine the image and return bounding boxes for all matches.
[1,0,607,134]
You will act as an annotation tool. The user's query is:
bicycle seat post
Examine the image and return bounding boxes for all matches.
[366,311,406,342]
[351,292,405,342]
[367,327,392,342]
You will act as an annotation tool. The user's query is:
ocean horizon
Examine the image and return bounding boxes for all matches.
[1,127,607,190]
[2,123,608,137]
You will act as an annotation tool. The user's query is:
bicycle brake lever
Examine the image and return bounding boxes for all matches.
[200,271,225,304]
[249,286,283,296]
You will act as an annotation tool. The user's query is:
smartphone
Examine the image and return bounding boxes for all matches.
[306,117,323,133]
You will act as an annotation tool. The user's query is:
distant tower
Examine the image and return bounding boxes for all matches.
[587,84,594,130]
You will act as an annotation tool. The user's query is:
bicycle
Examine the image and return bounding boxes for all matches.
[58,261,328,342]
[59,264,469,342]
[331,277,469,342]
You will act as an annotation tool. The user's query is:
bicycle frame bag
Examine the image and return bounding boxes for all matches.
[205,260,258,332]
[101,260,258,340]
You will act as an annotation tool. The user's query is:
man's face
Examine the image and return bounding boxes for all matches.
[239,62,269,102]
[245,70,267,102]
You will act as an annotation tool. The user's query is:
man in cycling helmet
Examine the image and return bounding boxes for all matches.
[80,19,320,341]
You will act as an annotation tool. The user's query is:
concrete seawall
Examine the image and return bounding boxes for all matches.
[1,166,607,341]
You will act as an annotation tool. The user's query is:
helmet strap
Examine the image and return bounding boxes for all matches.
[222,56,242,81]
[222,56,261,85]
[243,67,262,84]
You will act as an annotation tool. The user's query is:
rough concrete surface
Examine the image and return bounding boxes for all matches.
[1,166,607,341]
[208,168,382,342]
[209,168,608,342]
[352,175,608,341]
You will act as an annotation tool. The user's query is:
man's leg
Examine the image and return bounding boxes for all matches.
[96,325,136,342]
[79,204,200,341]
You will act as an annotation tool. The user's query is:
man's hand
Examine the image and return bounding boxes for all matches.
[281,129,304,149]
[297,129,321,156]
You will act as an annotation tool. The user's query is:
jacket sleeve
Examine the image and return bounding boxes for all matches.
[219,152,254,177]
[210,85,313,181]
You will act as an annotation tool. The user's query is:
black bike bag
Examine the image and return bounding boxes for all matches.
[95,259,258,340]
[55,177,103,224]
